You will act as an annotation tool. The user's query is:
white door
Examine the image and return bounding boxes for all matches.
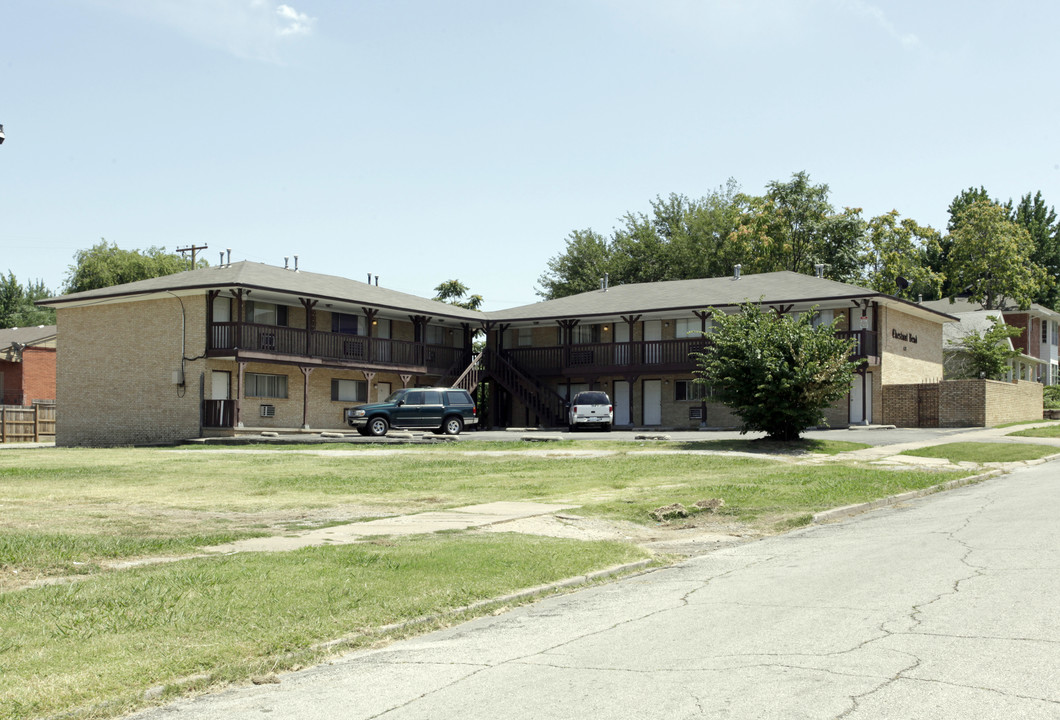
[376,381,391,403]
[644,320,661,364]
[613,380,630,426]
[643,380,662,425]
[849,373,872,424]
[615,322,630,365]
[212,370,231,399]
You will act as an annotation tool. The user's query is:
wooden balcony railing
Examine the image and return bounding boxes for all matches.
[503,331,878,376]
[208,322,465,372]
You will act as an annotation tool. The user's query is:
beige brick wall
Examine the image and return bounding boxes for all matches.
[883,378,1042,428]
[56,297,207,446]
[879,306,945,386]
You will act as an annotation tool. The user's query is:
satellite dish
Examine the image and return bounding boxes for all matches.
[895,276,910,290]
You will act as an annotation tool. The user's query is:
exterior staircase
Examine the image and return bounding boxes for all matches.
[481,348,567,427]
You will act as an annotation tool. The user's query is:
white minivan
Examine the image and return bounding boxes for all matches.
[568,391,613,432]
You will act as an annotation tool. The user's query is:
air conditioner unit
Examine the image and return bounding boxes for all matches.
[260,404,276,418]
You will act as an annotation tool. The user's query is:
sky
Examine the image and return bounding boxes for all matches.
[2,0,1058,310]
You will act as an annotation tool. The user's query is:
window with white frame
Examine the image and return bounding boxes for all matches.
[331,378,367,402]
[245,373,288,398]
[426,325,446,345]
[675,379,709,401]
[517,327,533,346]
[673,318,708,338]
[212,295,231,322]
[812,309,835,328]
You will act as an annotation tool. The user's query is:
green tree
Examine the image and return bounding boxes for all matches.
[536,182,746,299]
[945,200,1046,310]
[731,172,865,282]
[947,316,1023,380]
[433,279,483,311]
[1012,191,1060,310]
[692,303,861,441]
[861,211,943,300]
[536,229,616,299]
[64,240,203,294]
[0,272,57,328]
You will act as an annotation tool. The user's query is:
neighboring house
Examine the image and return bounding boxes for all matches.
[485,270,955,430]
[39,264,956,445]
[921,298,1060,384]
[0,325,57,406]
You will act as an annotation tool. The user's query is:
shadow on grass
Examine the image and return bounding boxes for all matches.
[667,438,869,456]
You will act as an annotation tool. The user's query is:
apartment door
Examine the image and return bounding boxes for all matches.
[615,322,630,365]
[644,320,661,364]
[613,380,630,426]
[849,373,872,424]
[376,382,391,402]
[212,371,231,400]
[643,379,662,425]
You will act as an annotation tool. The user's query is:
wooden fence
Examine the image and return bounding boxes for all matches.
[0,404,56,443]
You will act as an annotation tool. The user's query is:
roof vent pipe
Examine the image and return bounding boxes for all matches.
[734,264,742,280]
[374,275,379,286]
[604,273,609,291]
[284,257,289,269]
[226,249,231,266]
[815,263,825,278]
[219,252,224,266]
[293,255,299,271]
[918,294,923,304]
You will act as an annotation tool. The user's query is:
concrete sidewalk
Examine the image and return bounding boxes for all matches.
[203,501,577,554]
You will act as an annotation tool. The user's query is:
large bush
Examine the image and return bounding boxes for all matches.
[693,303,861,441]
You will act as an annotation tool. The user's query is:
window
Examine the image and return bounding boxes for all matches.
[517,327,532,346]
[674,318,710,337]
[331,379,367,402]
[245,373,288,398]
[446,390,473,406]
[426,325,446,345]
[245,301,288,326]
[1042,319,1048,344]
[332,313,359,335]
[572,324,600,344]
[812,309,834,328]
[423,390,443,405]
[405,390,425,404]
[675,380,708,401]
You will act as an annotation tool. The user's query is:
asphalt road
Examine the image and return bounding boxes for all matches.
[131,460,1060,720]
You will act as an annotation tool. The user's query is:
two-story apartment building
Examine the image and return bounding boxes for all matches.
[0,325,57,407]
[484,270,955,430]
[42,264,955,445]
[42,262,481,445]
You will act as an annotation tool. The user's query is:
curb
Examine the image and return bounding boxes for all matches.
[311,558,657,653]
[812,469,1005,524]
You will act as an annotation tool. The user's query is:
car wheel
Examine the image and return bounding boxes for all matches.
[443,416,463,436]
[367,417,389,437]
[568,424,577,432]
[601,423,611,432]
[356,427,370,436]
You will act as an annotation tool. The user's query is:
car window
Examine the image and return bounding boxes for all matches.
[385,390,406,403]
[423,390,443,405]
[573,392,610,405]
[446,391,472,405]
[405,390,425,404]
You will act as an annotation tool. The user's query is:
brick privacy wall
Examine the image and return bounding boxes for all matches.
[884,379,1042,427]
[22,347,56,402]
[881,383,921,427]
[57,298,207,446]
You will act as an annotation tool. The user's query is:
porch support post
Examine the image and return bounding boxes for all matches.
[235,361,246,428]
[301,366,314,429]
[400,374,413,388]
[300,298,318,356]
[231,289,249,350]
[625,374,639,429]
[693,311,712,426]
[362,307,378,361]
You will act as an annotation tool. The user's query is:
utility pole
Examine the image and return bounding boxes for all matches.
[175,244,208,268]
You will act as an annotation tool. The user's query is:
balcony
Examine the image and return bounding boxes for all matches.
[503,330,879,377]
[207,321,466,373]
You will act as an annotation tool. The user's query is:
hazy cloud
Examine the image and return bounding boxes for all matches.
[833,0,919,47]
[85,0,316,61]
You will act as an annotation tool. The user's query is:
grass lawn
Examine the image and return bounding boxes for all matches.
[0,441,967,719]
[899,442,1059,464]
[1009,423,1060,439]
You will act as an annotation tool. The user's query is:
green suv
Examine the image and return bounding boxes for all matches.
[346,387,478,436]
